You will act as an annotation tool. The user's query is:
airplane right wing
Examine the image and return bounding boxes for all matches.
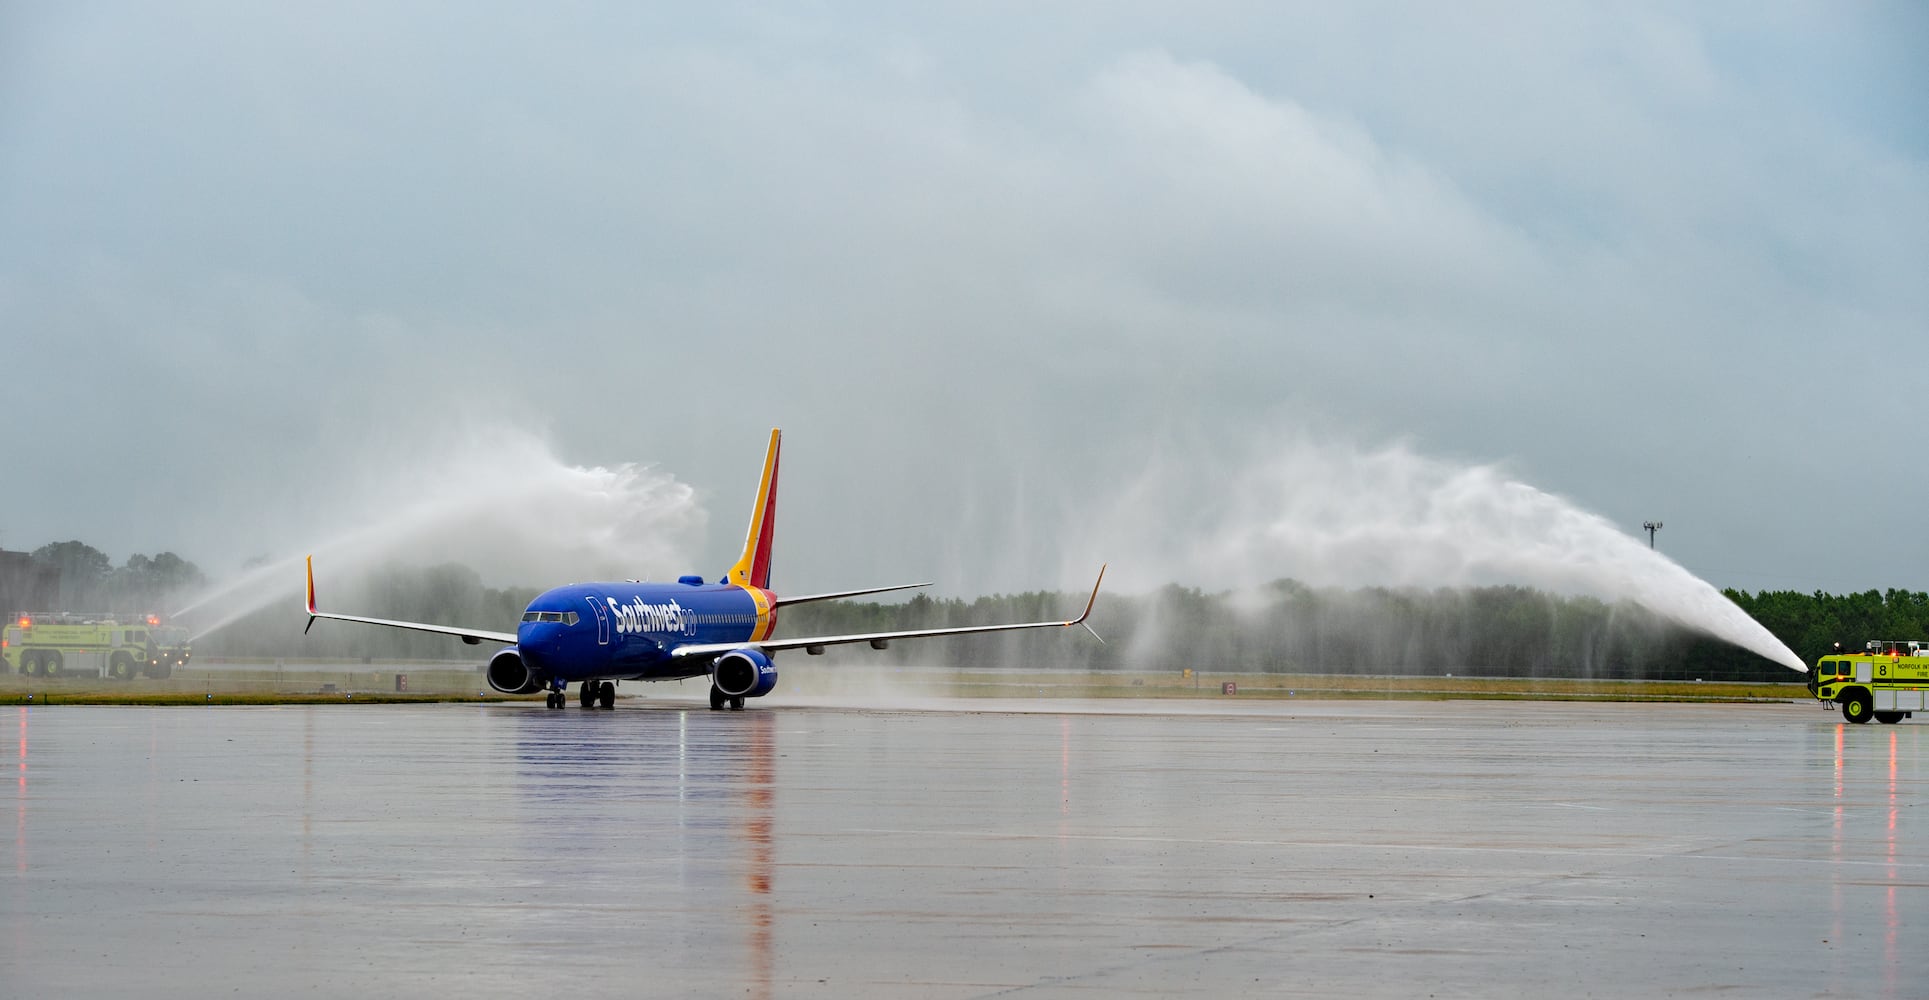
[671,565,1105,660]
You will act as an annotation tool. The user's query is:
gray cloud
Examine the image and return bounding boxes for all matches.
[2,2,1924,599]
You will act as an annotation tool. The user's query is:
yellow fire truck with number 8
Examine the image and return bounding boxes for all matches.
[2,612,191,680]
[1810,640,1928,724]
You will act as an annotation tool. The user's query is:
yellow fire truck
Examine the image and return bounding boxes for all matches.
[1810,640,1928,724]
[1,613,191,680]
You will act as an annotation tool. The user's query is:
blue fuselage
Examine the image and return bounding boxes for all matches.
[514,581,770,683]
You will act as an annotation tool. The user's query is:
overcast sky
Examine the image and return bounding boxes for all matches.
[3,2,1925,600]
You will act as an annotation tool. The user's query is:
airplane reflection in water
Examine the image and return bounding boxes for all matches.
[508,707,776,1000]
[306,429,1103,710]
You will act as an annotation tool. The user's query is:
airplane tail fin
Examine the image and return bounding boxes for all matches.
[725,428,781,590]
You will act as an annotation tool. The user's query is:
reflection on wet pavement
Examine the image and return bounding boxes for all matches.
[3,701,1923,998]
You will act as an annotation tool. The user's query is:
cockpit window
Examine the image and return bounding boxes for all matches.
[522,611,579,624]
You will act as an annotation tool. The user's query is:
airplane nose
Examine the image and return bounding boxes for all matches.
[518,623,560,651]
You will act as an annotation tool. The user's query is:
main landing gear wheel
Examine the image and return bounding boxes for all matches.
[1843,690,1874,724]
[598,682,616,709]
[709,685,726,711]
[579,682,597,709]
[1875,711,1905,725]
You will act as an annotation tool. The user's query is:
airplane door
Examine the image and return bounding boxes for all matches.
[584,594,611,646]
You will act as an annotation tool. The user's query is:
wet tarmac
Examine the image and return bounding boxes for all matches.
[3,697,1921,998]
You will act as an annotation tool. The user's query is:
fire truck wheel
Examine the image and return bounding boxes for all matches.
[19,652,40,677]
[1842,690,1874,724]
[1875,711,1904,725]
[109,652,135,680]
[42,651,62,677]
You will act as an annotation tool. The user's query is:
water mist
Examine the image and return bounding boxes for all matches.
[174,429,707,641]
[1075,433,1807,672]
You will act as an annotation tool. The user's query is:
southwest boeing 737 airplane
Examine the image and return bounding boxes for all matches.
[305,429,1104,709]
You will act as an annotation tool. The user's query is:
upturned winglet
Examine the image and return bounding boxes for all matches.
[304,555,318,634]
[1070,564,1106,626]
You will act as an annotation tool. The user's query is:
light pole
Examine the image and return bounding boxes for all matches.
[1643,520,1663,549]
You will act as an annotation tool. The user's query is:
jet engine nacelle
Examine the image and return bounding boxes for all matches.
[713,648,778,699]
[487,647,544,695]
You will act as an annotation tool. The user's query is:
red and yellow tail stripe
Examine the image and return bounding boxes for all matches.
[726,429,781,591]
[725,429,782,641]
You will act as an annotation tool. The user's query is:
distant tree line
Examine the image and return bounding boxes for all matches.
[1715,588,1929,670]
[776,581,1824,681]
[779,582,1929,682]
[205,565,1925,680]
[2,541,208,617]
[14,539,1923,680]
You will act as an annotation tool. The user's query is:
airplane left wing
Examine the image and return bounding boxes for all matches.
[672,565,1105,660]
[304,556,518,646]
